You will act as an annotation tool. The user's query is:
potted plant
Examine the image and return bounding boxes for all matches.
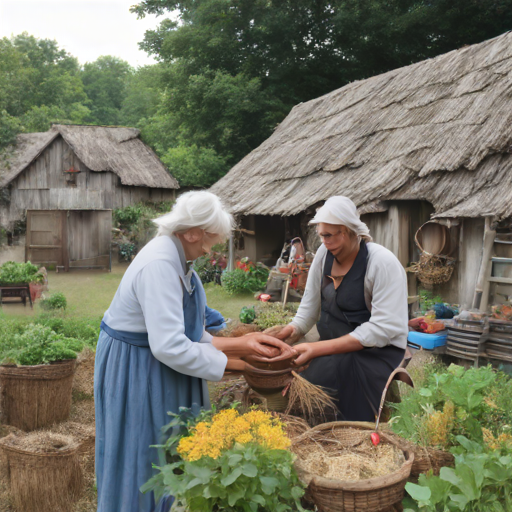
[0,324,84,431]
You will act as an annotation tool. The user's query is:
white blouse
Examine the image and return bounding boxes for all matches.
[290,242,408,349]
[103,235,227,381]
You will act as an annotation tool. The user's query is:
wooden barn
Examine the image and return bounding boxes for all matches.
[211,31,512,310]
[0,124,178,270]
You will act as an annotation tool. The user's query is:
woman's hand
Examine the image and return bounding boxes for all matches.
[244,333,297,362]
[264,324,302,346]
[291,343,316,367]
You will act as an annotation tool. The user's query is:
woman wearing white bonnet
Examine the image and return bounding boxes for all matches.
[277,196,408,422]
[95,191,295,512]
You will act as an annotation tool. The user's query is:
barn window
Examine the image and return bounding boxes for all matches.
[63,167,81,186]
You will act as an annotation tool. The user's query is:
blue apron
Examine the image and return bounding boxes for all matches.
[94,270,208,512]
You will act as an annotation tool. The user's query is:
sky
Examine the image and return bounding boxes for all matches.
[0,0,169,67]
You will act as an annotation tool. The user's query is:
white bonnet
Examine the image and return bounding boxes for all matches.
[309,196,372,241]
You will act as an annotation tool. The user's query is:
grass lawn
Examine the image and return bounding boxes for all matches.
[0,262,258,323]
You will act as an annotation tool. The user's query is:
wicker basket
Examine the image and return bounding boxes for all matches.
[0,433,83,512]
[0,359,76,431]
[409,446,454,479]
[293,422,414,512]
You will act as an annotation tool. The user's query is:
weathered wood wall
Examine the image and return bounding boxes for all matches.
[1,136,175,225]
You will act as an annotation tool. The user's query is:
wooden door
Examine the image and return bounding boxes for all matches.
[67,210,111,269]
[26,210,66,269]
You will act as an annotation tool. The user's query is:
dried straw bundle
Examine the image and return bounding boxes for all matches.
[0,360,76,431]
[0,432,83,512]
[285,371,338,425]
[293,428,404,482]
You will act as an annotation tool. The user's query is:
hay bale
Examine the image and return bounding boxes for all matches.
[0,431,83,512]
[0,360,76,431]
[73,349,95,398]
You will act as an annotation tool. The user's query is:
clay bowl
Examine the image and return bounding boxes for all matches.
[243,365,293,395]
[248,355,295,371]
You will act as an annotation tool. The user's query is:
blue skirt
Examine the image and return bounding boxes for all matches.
[94,324,206,512]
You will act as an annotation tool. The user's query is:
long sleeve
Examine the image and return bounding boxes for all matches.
[351,248,408,349]
[290,245,327,334]
[134,259,227,381]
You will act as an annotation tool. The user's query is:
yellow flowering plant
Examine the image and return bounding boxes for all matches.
[142,406,306,512]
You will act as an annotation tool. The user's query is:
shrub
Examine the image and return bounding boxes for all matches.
[0,261,43,285]
[0,324,83,365]
[221,259,269,295]
[405,436,512,512]
[142,407,305,512]
[113,200,175,253]
[193,250,227,285]
[390,364,512,450]
[40,292,67,311]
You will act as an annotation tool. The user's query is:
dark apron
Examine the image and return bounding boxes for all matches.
[302,241,405,422]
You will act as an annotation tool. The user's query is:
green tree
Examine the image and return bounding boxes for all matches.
[82,56,132,125]
[129,0,512,187]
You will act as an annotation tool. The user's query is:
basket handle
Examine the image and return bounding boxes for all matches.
[375,368,414,431]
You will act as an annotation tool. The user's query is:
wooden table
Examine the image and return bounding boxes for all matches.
[0,284,33,308]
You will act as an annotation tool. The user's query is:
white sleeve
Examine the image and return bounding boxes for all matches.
[350,253,409,349]
[290,245,326,334]
[199,330,213,343]
[134,260,227,381]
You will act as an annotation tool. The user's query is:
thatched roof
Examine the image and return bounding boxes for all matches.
[211,31,512,219]
[0,125,179,189]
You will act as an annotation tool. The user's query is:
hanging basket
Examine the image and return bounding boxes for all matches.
[407,222,457,287]
[0,360,76,431]
[292,422,414,512]
[0,432,83,512]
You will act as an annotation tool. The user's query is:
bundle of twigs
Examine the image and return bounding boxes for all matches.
[285,371,338,425]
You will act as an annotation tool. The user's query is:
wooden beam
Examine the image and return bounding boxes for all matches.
[488,277,512,285]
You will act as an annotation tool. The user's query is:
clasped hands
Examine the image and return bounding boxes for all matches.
[219,324,311,372]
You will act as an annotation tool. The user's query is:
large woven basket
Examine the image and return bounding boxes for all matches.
[293,422,414,512]
[0,359,76,431]
[0,433,83,512]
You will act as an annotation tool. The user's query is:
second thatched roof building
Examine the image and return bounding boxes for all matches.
[212,31,512,312]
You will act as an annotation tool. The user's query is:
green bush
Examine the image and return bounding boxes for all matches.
[390,365,512,450]
[0,324,83,365]
[405,436,512,512]
[221,260,269,295]
[113,200,175,253]
[0,261,43,285]
[40,292,67,311]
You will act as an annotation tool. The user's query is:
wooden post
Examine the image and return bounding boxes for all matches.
[227,235,234,271]
[472,216,497,310]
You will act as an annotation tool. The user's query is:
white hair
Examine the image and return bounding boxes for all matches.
[309,196,373,242]
[153,191,234,240]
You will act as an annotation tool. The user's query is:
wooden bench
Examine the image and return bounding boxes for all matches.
[0,284,33,308]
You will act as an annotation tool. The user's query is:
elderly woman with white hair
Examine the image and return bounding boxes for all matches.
[277,196,408,422]
[94,191,295,512]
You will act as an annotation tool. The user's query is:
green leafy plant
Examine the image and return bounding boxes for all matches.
[117,242,137,261]
[142,407,305,512]
[221,259,269,295]
[390,365,510,450]
[0,324,83,365]
[239,306,256,324]
[113,201,175,254]
[40,292,67,311]
[0,261,43,285]
[193,250,227,285]
[419,289,444,313]
[405,436,512,511]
